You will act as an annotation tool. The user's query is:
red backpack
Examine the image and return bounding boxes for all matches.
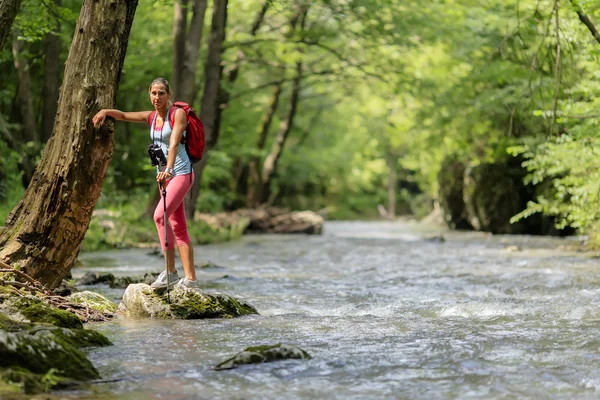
[147,101,205,163]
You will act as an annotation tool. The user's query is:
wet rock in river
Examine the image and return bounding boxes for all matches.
[76,272,138,288]
[68,291,118,313]
[52,279,78,296]
[118,283,259,319]
[0,310,111,395]
[1,296,83,329]
[76,272,99,286]
[215,344,312,370]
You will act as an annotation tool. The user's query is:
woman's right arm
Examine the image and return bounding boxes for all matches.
[92,109,151,128]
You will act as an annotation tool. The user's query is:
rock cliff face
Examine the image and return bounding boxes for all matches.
[118,283,259,319]
[437,156,472,230]
[462,161,530,234]
[438,155,565,235]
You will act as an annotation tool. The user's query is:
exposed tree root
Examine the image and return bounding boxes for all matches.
[0,261,113,322]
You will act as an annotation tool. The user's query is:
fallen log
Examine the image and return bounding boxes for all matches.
[196,208,324,234]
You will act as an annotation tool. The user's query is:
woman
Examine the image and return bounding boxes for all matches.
[92,77,199,289]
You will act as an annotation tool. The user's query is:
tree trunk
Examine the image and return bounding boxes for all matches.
[222,2,270,208]
[179,0,207,105]
[246,81,283,208]
[230,159,249,209]
[0,0,139,289]
[145,0,205,217]
[257,66,302,205]
[12,37,38,144]
[255,4,308,205]
[386,152,397,219]
[144,188,161,218]
[0,0,22,50]
[220,0,269,106]
[186,0,228,218]
[171,0,188,99]
[41,0,62,142]
[13,36,38,186]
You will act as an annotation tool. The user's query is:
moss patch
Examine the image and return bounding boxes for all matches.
[0,308,112,395]
[0,367,72,395]
[215,343,312,370]
[68,291,117,313]
[52,328,112,348]
[120,283,259,319]
[15,299,83,329]
[169,290,258,319]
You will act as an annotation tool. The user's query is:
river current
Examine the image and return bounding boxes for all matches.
[65,221,600,399]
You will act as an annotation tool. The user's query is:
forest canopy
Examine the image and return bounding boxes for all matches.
[2,0,600,243]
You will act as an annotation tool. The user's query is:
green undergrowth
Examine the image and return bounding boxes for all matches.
[82,200,248,252]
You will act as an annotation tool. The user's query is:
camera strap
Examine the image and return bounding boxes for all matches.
[151,107,171,144]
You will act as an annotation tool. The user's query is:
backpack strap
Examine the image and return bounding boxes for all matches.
[147,110,157,126]
[168,106,176,128]
[168,105,188,140]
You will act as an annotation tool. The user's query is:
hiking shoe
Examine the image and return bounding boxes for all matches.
[176,278,201,290]
[150,271,180,288]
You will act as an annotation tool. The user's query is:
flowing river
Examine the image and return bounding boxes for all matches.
[63,221,600,399]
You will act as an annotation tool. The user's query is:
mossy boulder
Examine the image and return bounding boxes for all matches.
[215,344,311,370]
[462,158,564,235]
[1,296,82,329]
[0,366,72,397]
[68,291,118,313]
[0,312,108,385]
[118,283,259,319]
[437,155,472,230]
[0,297,112,396]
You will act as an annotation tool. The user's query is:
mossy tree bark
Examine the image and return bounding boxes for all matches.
[0,0,22,50]
[0,0,139,289]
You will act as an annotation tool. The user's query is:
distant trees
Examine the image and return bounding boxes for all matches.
[4,0,600,248]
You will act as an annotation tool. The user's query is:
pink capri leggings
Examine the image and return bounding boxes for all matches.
[154,172,194,250]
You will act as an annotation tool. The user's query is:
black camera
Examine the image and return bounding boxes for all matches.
[148,144,167,166]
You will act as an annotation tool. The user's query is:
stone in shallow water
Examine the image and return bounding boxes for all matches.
[1,296,83,329]
[68,291,118,313]
[215,344,312,370]
[118,283,258,319]
[0,311,112,394]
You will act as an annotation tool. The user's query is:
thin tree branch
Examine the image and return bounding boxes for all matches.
[0,261,39,285]
[223,37,281,49]
[560,113,600,119]
[570,0,600,45]
[250,0,269,35]
[528,7,554,134]
[551,0,561,135]
[301,40,386,82]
